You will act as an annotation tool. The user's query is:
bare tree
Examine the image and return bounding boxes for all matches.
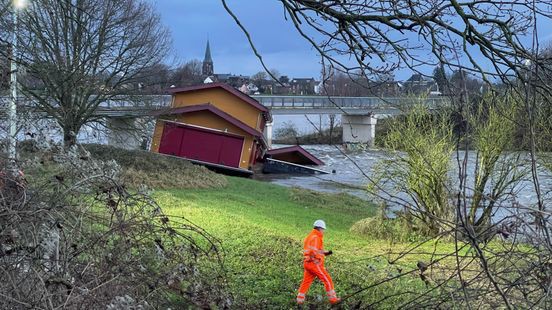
[0,0,171,146]
[268,68,281,80]
[251,71,268,83]
[327,114,337,145]
[223,0,552,308]
[134,63,172,94]
[171,59,203,87]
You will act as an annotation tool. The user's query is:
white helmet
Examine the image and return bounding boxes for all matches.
[313,220,327,229]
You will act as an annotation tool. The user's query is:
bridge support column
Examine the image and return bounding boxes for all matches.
[342,114,377,147]
[107,117,142,150]
[264,121,273,149]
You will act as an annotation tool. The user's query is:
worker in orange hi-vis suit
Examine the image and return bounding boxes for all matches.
[296,220,340,305]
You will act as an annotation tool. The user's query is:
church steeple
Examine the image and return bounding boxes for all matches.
[202,40,214,76]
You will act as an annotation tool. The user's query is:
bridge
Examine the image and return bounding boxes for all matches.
[1,95,446,117]
[251,95,448,147]
[1,94,448,148]
[252,95,446,115]
[85,95,448,117]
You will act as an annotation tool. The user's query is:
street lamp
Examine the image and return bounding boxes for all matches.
[7,0,28,174]
[13,0,27,9]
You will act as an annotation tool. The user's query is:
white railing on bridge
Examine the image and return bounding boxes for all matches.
[98,95,172,108]
[251,95,448,109]
[1,95,173,118]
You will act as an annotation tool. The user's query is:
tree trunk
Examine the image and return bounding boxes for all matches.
[328,114,336,145]
[62,124,79,147]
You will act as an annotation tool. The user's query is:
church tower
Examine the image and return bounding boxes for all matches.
[202,40,214,76]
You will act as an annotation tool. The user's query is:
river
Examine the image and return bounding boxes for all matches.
[258,144,552,212]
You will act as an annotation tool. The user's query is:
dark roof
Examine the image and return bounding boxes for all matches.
[405,74,433,83]
[168,83,271,120]
[151,103,263,138]
[215,73,232,80]
[266,146,324,166]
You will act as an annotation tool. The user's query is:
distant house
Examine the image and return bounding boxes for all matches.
[402,74,438,95]
[314,80,324,95]
[271,76,291,94]
[227,75,250,87]
[290,78,316,95]
[205,74,251,88]
[238,82,259,95]
[260,76,320,95]
[255,79,275,94]
[150,83,272,174]
[213,73,231,81]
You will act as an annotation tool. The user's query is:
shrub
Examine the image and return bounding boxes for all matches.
[1,145,232,309]
[370,103,455,236]
[350,206,420,242]
[274,121,299,139]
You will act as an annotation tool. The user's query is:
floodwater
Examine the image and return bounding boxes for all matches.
[260,144,552,212]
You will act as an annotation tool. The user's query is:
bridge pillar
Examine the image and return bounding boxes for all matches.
[107,117,142,150]
[264,121,273,149]
[341,114,377,147]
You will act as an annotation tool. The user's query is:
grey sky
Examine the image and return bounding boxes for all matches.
[153,0,552,81]
[154,0,321,79]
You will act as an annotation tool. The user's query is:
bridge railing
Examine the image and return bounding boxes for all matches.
[251,95,448,109]
[0,95,173,118]
[1,95,173,108]
[99,95,172,108]
[1,95,450,117]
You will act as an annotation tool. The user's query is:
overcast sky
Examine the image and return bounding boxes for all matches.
[153,0,552,81]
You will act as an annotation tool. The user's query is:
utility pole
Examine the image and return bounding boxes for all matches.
[7,0,27,174]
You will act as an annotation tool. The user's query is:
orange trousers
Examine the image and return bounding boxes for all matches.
[297,261,338,303]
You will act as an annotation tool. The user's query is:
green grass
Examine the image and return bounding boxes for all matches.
[156,177,453,308]
[20,143,227,189]
[21,144,462,308]
[85,144,228,189]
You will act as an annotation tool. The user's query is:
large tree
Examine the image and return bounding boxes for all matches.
[133,63,172,94]
[250,71,268,84]
[171,59,203,87]
[2,0,171,146]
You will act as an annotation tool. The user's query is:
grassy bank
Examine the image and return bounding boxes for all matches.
[156,178,453,308]
[21,143,227,189]
[22,144,457,308]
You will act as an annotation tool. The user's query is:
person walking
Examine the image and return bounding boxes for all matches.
[296,220,340,305]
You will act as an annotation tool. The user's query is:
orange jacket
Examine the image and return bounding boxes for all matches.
[303,229,325,263]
